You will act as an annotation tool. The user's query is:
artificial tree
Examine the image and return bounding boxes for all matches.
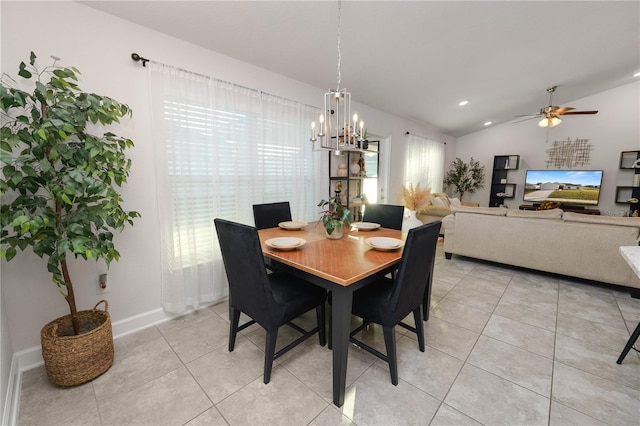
[0,52,139,335]
[443,157,485,201]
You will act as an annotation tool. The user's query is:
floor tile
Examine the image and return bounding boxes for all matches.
[396,335,464,400]
[444,364,550,426]
[186,335,265,403]
[156,307,218,336]
[341,363,440,426]
[466,335,552,396]
[430,403,483,426]
[216,366,327,425]
[430,298,491,333]
[493,292,557,331]
[163,314,229,363]
[423,316,480,361]
[98,366,212,425]
[483,314,555,358]
[468,264,515,285]
[308,405,355,426]
[555,333,640,390]
[457,274,510,297]
[184,406,228,426]
[18,367,97,426]
[552,362,640,426]
[549,400,607,426]
[556,312,631,352]
[92,335,182,400]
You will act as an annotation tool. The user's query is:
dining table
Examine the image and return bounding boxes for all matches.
[258,221,406,407]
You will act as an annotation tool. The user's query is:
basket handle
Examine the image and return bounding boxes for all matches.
[94,299,109,312]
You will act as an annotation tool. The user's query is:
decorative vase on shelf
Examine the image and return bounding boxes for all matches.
[402,210,422,232]
[337,162,348,177]
[350,158,361,176]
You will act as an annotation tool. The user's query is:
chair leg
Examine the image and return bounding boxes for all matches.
[382,326,398,385]
[264,330,278,384]
[316,303,326,347]
[327,299,332,350]
[229,308,241,352]
[617,321,640,364]
[412,308,425,352]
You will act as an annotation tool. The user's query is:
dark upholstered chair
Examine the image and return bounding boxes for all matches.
[362,203,405,230]
[214,218,326,384]
[252,202,292,230]
[349,221,441,385]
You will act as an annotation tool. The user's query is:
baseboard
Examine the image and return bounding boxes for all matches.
[2,306,184,425]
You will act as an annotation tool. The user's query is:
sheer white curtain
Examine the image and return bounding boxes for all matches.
[149,62,322,313]
[404,133,445,193]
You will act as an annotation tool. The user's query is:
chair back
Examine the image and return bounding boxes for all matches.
[362,203,405,230]
[214,218,279,328]
[388,221,441,321]
[253,202,292,230]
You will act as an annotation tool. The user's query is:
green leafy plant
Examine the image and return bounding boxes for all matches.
[0,52,139,334]
[317,196,352,235]
[443,157,485,200]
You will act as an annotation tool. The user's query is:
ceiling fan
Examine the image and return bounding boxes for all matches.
[514,86,598,128]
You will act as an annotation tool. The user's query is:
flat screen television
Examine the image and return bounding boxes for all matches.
[523,170,603,206]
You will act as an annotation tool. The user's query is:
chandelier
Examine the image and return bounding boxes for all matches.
[310,0,364,152]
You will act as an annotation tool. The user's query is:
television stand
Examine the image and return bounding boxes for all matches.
[519,204,600,215]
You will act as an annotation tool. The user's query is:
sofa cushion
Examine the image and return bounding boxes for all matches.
[431,197,447,207]
[450,205,507,216]
[506,208,563,219]
[562,212,640,228]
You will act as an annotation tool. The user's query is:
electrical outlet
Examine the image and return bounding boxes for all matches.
[97,273,110,295]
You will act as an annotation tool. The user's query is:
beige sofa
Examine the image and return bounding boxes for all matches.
[417,193,479,230]
[442,206,640,289]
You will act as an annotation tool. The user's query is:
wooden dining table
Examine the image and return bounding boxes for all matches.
[258,221,405,407]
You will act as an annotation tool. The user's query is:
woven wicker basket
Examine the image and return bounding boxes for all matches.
[41,300,114,387]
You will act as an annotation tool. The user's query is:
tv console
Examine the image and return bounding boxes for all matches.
[518,204,601,215]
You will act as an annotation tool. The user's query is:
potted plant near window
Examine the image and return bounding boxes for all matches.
[443,157,485,201]
[317,196,352,239]
[0,52,139,386]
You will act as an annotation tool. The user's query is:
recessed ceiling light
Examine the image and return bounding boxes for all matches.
[458,100,469,106]
[484,121,492,126]
[634,71,640,77]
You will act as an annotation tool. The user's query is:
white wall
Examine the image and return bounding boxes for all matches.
[0,0,453,360]
[455,81,640,215]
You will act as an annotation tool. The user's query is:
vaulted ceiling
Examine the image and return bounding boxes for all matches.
[80,1,640,137]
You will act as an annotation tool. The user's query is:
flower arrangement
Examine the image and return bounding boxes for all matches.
[400,183,433,211]
[317,197,352,236]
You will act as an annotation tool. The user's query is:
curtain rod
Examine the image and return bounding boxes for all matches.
[130,52,320,111]
[405,131,446,145]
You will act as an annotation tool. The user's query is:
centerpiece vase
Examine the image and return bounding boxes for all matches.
[325,221,344,239]
[402,210,422,232]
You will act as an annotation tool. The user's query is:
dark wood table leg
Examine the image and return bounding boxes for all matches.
[331,286,353,407]
[617,321,640,364]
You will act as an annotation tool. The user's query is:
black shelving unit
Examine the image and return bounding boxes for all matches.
[616,151,640,215]
[489,155,520,207]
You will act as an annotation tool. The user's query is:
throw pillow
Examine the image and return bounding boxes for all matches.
[506,208,563,219]
[562,212,640,228]
[449,197,462,206]
[451,205,507,216]
[431,197,446,207]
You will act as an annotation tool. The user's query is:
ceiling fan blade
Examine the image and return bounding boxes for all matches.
[552,107,575,114]
[514,113,541,117]
[513,116,541,124]
[560,110,599,115]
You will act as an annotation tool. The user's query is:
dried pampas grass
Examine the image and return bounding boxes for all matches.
[401,183,433,211]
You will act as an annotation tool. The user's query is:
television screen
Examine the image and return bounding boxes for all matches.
[523,170,603,206]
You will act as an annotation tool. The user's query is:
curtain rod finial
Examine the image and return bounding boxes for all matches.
[131,52,149,67]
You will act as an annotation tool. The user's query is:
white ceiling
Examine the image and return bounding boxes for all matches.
[80,1,640,137]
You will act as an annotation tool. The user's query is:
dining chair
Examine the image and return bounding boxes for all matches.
[349,221,441,385]
[214,218,326,384]
[361,203,405,230]
[252,201,292,230]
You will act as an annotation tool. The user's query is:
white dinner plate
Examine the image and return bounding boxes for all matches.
[352,222,381,231]
[265,237,306,251]
[364,237,404,251]
[278,221,308,230]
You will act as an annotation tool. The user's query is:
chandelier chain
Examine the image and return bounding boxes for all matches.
[336,0,342,88]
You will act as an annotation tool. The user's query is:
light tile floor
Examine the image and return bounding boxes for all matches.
[18,242,640,425]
